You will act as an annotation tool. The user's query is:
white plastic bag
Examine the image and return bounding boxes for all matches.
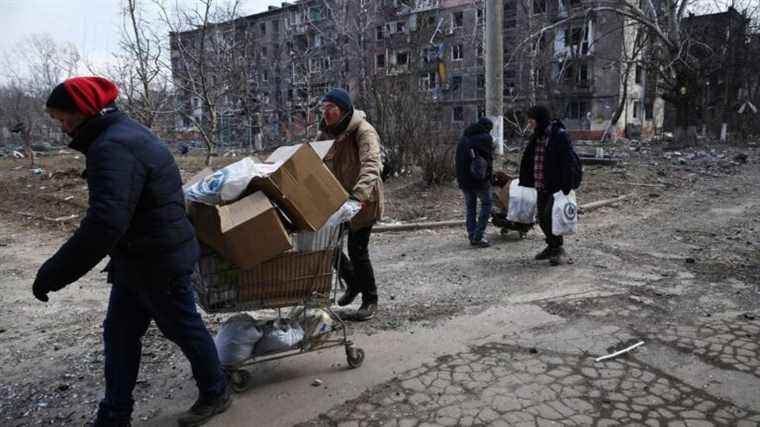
[506,180,537,224]
[185,157,275,205]
[326,200,363,228]
[552,190,578,236]
[253,319,305,355]
[214,313,263,366]
[293,200,361,252]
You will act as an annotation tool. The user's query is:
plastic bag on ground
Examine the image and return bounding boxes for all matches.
[185,157,276,205]
[552,190,578,236]
[506,180,537,224]
[253,319,305,355]
[214,313,263,366]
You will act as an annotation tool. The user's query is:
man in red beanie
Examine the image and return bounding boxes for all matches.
[36,76,230,427]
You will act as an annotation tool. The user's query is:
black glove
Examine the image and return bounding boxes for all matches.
[32,277,50,302]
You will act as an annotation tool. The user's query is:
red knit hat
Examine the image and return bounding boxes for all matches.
[46,77,119,116]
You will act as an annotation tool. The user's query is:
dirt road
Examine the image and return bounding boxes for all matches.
[1,145,759,426]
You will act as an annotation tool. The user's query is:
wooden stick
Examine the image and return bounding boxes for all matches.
[374,193,636,232]
[577,194,633,213]
[613,182,666,188]
[0,208,79,223]
[594,341,644,362]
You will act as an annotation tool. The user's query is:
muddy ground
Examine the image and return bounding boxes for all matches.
[0,138,759,425]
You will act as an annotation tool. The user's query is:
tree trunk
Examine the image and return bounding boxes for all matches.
[23,128,35,167]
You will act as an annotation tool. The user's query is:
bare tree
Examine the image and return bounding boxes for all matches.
[0,34,81,164]
[157,0,250,165]
[101,0,173,132]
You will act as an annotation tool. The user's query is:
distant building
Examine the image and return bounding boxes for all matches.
[171,0,673,146]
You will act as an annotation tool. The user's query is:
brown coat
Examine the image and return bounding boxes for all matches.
[320,110,384,230]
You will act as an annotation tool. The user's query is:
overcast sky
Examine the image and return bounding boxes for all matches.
[0,0,283,66]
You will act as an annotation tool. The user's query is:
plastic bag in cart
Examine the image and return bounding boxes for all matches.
[289,307,334,341]
[253,319,305,355]
[214,313,263,366]
[293,200,361,252]
[506,179,537,224]
[184,157,277,205]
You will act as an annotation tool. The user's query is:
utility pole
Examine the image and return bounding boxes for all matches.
[485,0,504,155]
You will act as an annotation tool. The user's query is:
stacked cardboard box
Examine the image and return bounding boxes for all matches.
[185,142,348,310]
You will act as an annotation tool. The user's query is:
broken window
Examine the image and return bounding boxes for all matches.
[452,44,464,60]
[450,75,462,94]
[419,71,437,91]
[477,74,485,89]
[309,7,322,21]
[564,26,590,54]
[376,53,386,69]
[453,106,464,122]
[396,51,409,66]
[534,0,546,14]
[504,0,516,16]
[452,11,464,29]
[263,70,268,82]
[645,100,654,120]
[635,65,643,84]
[477,9,484,25]
[632,99,640,119]
[376,26,384,40]
[396,21,406,32]
[534,67,545,87]
[260,22,267,35]
[565,100,589,119]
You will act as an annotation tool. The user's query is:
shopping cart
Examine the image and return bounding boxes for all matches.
[190,222,364,392]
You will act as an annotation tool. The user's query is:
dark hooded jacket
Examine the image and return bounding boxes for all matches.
[455,119,494,191]
[34,108,199,291]
[519,120,574,195]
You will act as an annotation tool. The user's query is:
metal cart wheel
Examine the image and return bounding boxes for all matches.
[228,368,252,392]
[346,347,365,369]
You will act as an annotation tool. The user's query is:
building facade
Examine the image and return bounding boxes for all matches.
[170,0,667,147]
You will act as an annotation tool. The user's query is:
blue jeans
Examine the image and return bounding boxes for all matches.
[97,277,226,422]
[463,188,493,242]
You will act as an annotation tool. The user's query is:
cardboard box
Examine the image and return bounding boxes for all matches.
[266,140,335,162]
[190,191,292,269]
[250,143,347,231]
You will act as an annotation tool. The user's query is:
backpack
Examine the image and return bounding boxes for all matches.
[567,143,583,189]
[469,148,488,181]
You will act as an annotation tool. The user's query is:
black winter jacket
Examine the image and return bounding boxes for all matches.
[455,121,494,191]
[35,109,199,291]
[519,120,574,195]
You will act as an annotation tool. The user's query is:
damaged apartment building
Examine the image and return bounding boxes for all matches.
[170,0,665,149]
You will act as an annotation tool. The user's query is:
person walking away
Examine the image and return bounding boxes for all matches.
[317,88,384,321]
[455,117,495,248]
[33,76,230,427]
[519,105,575,266]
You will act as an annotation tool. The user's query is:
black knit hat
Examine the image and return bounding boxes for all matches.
[46,82,78,112]
[477,117,493,132]
[321,88,353,115]
[526,105,551,128]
